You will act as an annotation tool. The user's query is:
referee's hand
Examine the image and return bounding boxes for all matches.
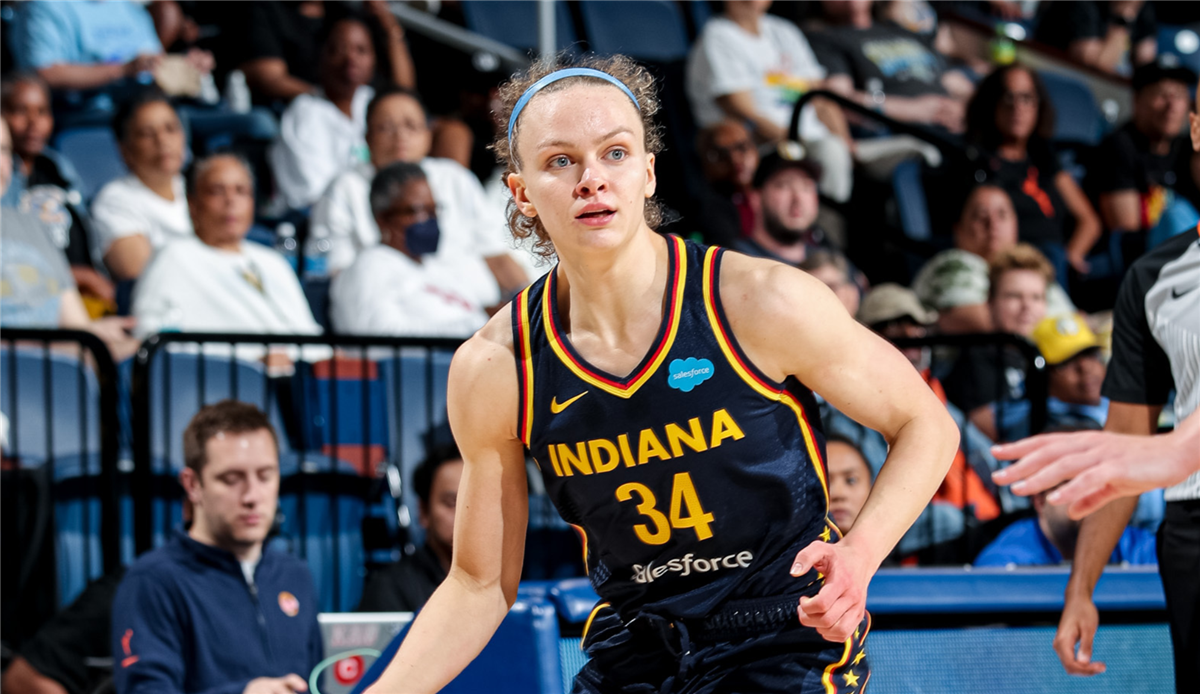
[791,540,871,643]
[1054,595,1106,676]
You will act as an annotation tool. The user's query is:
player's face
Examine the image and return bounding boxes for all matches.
[826,441,871,533]
[507,83,656,253]
[1048,351,1105,406]
[996,68,1040,142]
[183,429,279,554]
[420,459,463,556]
[990,269,1047,337]
[2,80,53,160]
[955,186,1017,259]
[761,168,819,235]
[367,94,432,167]
[1134,80,1190,140]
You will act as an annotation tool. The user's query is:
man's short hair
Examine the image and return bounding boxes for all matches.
[987,243,1054,300]
[369,161,427,219]
[0,71,50,113]
[798,248,851,281]
[182,400,279,475]
[185,151,257,199]
[412,440,462,506]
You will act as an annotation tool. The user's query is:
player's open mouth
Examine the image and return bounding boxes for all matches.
[576,208,616,226]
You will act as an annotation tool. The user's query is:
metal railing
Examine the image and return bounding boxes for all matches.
[1,328,121,644]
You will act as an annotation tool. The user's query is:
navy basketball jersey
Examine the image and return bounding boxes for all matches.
[512,236,836,620]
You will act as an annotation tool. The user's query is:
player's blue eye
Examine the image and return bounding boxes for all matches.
[550,155,570,168]
[608,149,626,160]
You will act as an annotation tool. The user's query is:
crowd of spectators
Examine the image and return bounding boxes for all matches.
[2,0,1198,686]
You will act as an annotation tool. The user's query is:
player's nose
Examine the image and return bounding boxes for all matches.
[575,164,608,196]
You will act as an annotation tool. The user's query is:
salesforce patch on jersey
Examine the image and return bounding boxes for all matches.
[631,550,753,584]
[668,357,714,392]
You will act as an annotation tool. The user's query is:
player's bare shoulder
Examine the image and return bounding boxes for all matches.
[716,249,856,380]
[717,250,839,327]
[448,304,522,440]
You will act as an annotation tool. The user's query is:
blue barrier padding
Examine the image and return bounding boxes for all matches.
[561,625,1173,693]
[867,566,1166,613]
[351,596,564,694]
[532,568,1166,626]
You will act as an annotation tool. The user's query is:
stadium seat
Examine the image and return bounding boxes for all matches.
[1037,71,1104,146]
[277,453,368,613]
[891,158,932,242]
[51,127,129,202]
[461,0,579,55]
[0,348,102,462]
[292,357,389,476]
[1157,25,1200,75]
[578,0,690,63]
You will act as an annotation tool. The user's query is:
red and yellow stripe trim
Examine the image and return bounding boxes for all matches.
[570,523,589,574]
[515,286,536,446]
[700,246,830,507]
[542,235,687,399]
[821,611,871,693]
[580,601,611,649]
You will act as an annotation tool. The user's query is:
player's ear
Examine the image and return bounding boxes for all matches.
[643,152,657,199]
[507,171,537,218]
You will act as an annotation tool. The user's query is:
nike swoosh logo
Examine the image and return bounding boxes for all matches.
[1172,285,1197,300]
[550,391,588,414]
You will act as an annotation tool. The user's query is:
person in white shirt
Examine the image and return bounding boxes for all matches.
[91,88,192,281]
[309,87,528,301]
[686,0,853,201]
[269,17,376,210]
[133,153,321,340]
[330,162,488,338]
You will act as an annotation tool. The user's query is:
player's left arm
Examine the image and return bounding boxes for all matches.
[721,254,960,640]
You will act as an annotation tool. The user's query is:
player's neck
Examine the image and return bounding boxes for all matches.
[555,230,669,345]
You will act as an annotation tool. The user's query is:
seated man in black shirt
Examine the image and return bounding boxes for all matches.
[808,0,973,132]
[1,569,125,694]
[358,442,462,612]
[1093,61,1200,242]
[1035,1,1157,77]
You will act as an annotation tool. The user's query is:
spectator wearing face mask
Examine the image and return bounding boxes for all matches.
[308,87,526,302]
[329,162,488,338]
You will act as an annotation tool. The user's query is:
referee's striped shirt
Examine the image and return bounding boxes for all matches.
[1102,227,1200,501]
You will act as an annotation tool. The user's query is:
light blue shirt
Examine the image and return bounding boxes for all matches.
[11,1,161,70]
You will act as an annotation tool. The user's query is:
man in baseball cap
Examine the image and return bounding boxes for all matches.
[1094,57,1200,237]
[1031,314,1108,429]
[731,141,829,266]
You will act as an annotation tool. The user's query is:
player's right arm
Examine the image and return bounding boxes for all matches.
[364,313,529,694]
[1053,401,1159,676]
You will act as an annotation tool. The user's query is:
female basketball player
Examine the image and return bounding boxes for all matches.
[365,55,959,693]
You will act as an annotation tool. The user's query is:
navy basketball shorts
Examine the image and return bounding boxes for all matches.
[572,603,872,694]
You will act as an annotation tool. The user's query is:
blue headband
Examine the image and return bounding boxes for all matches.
[506,68,641,149]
